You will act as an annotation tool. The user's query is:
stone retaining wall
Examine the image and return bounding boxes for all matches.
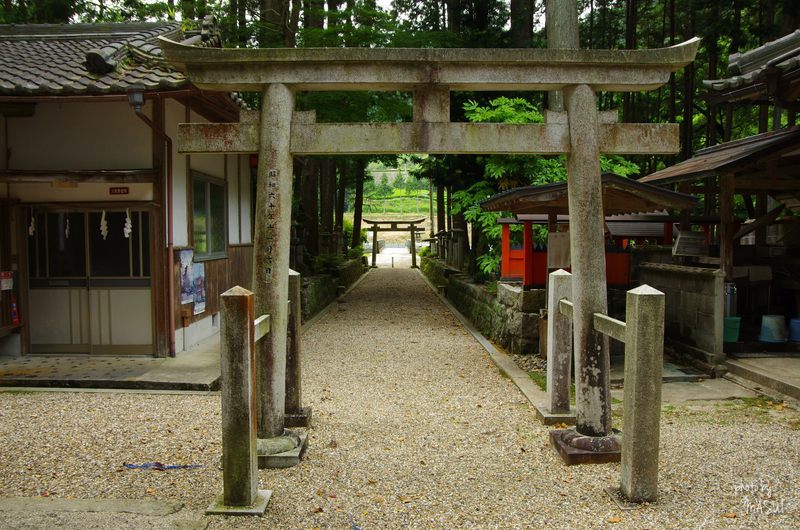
[421,256,543,354]
[638,262,724,365]
[301,258,366,323]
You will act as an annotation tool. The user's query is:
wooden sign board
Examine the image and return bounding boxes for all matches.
[548,232,571,269]
[672,230,708,257]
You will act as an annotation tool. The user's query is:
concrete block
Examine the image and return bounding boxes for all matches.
[257,432,308,469]
[206,490,272,516]
[496,282,522,308]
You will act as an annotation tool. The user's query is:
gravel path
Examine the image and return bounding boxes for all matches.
[1,268,799,529]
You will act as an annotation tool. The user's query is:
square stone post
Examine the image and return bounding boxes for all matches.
[371,225,378,267]
[564,84,613,438]
[546,270,572,414]
[253,83,294,439]
[410,227,418,268]
[285,268,311,427]
[620,285,665,503]
[207,286,271,516]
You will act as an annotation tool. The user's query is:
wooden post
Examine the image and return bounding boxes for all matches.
[719,174,734,281]
[410,226,418,268]
[547,270,572,414]
[285,269,311,427]
[620,285,665,503]
[501,224,511,278]
[207,286,271,515]
[523,221,534,289]
[371,224,378,267]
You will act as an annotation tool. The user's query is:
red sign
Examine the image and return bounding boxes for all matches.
[109,187,130,195]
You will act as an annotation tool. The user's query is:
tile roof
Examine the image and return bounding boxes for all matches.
[638,126,800,186]
[0,22,220,96]
[703,29,800,92]
[480,173,697,216]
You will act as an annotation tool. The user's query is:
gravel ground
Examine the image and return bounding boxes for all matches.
[1,268,799,529]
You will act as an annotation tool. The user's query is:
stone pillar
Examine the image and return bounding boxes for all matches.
[207,286,271,516]
[547,270,572,414]
[285,269,311,427]
[564,84,612,437]
[253,83,295,439]
[410,227,418,268]
[371,225,378,267]
[620,285,665,503]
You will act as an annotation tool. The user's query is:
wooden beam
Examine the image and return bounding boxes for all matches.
[719,174,735,282]
[0,169,159,183]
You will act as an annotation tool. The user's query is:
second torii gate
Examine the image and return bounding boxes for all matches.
[161,38,699,461]
[363,217,425,268]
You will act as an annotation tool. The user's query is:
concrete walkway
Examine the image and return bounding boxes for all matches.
[0,334,220,391]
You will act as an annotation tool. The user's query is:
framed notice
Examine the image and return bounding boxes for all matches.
[193,262,206,315]
[179,250,194,304]
[0,271,12,291]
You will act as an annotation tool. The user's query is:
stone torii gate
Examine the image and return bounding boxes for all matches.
[363,217,425,268]
[161,39,699,457]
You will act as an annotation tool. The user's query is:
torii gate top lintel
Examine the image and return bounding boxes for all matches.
[159,37,700,92]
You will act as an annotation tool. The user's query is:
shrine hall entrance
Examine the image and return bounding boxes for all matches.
[26,207,155,355]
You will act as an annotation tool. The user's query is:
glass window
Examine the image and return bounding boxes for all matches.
[46,212,86,277]
[89,212,130,277]
[192,173,227,259]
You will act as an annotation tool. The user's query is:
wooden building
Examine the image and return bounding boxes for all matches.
[639,29,800,366]
[0,20,253,358]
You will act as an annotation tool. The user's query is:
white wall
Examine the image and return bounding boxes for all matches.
[165,98,189,247]
[7,101,152,170]
[240,155,252,244]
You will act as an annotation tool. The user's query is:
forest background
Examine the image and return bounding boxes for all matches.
[3,0,799,276]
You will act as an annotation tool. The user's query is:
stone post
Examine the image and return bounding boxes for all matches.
[620,285,665,503]
[253,83,294,439]
[410,227,418,268]
[285,269,311,427]
[207,286,271,516]
[371,225,378,267]
[564,84,613,438]
[547,270,572,414]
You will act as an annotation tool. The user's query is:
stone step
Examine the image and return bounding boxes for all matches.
[725,358,800,400]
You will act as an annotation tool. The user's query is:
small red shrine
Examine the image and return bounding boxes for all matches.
[482,174,697,288]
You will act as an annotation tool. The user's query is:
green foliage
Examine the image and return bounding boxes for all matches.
[347,246,364,259]
[313,253,343,273]
[418,245,432,258]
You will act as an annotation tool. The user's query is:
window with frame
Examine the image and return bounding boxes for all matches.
[192,172,227,260]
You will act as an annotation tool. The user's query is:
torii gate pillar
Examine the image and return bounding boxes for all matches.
[252,83,306,465]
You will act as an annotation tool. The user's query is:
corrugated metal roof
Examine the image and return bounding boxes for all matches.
[481,173,697,216]
[0,22,221,95]
[638,126,800,186]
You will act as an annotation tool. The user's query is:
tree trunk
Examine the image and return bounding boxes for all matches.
[351,161,365,249]
[260,0,288,47]
[446,0,460,33]
[238,0,248,46]
[335,159,347,254]
[436,184,446,233]
[622,0,637,122]
[680,3,694,161]
[301,158,319,256]
[287,0,300,47]
[319,158,336,254]
[304,0,324,28]
[510,0,533,47]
